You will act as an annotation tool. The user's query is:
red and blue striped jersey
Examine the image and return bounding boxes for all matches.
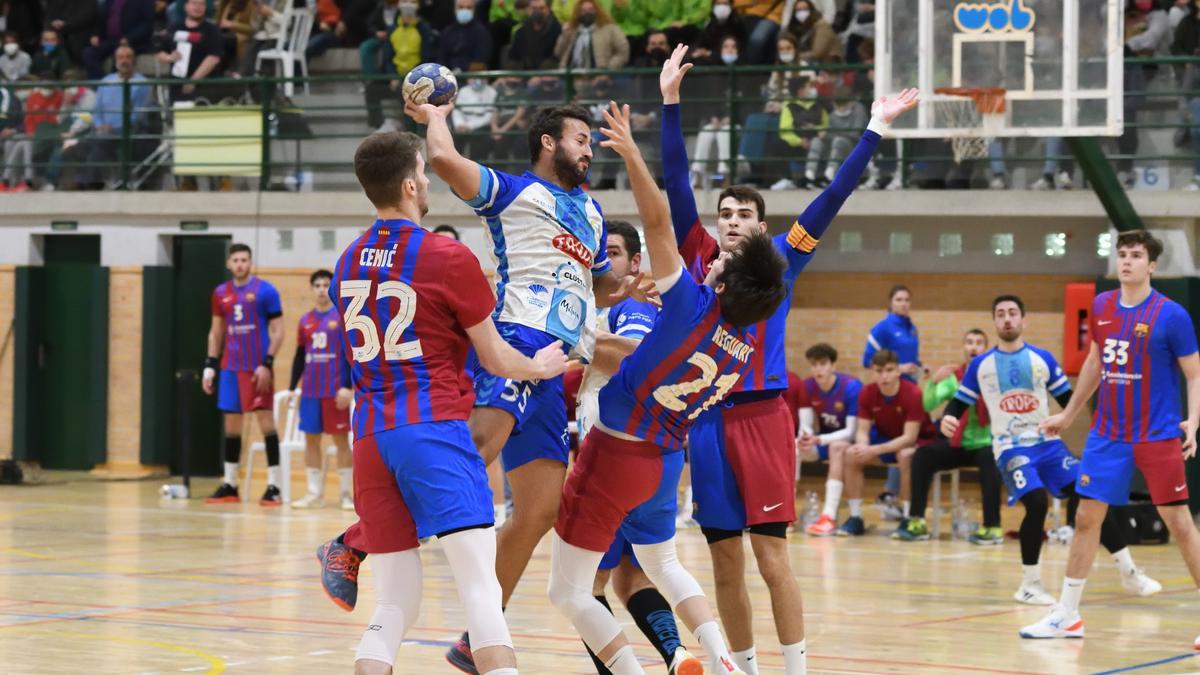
[332,219,496,439]
[211,276,282,372]
[1090,289,1198,442]
[598,269,756,452]
[799,373,863,434]
[297,307,348,399]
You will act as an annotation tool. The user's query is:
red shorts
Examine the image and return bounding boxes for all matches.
[343,434,420,554]
[556,430,671,553]
[1135,439,1190,505]
[217,369,273,413]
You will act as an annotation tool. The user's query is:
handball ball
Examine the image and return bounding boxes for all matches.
[403,63,459,106]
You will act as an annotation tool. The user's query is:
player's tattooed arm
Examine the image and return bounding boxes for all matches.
[404,99,482,203]
[1178,353,1200,457]
[202,315,224,395]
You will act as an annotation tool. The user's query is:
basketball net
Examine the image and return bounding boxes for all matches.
[933,87,1007,164]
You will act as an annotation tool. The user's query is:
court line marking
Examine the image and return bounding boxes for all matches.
[11,628,225,674]
[1092,652,1200,674]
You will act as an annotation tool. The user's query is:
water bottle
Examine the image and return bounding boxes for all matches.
[802,491,820,527]
[964,499,980,536]
[160,483,189,499]
[951,499,970,540]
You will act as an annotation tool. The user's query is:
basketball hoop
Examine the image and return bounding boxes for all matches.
[933,87,1007,164]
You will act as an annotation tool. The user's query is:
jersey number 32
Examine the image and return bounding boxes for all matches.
[340,280,423,363]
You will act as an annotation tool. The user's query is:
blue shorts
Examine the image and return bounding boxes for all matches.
[996,439,1079,506]
[1076,432,1189,506]
[298,396,350,435]
[468,324,569,471]
[598,531,643,571]
[357,421,493,539]
[216,369,272,413]
[816,444,830,461]
[868,428,900,465]
[619,450,684,547]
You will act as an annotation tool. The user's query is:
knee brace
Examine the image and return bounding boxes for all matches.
[631,539,704,608]
[356,550,422,666]
[548,533,623,650]
[440,527,513,652]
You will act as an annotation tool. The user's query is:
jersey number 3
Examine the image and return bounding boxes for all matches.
[1102,338,1130,366]
[652,352,740,421]
[340,279,423,363]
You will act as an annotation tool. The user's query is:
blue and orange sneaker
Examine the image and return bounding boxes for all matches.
[316,536,365,612]
[445,632,478,674]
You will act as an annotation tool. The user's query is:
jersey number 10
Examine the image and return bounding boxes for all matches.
[340,280,423,363]
[653,352,740,421]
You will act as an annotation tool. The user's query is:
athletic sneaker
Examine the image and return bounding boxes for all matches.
[316,537,364,612]
[835,516,866,536]
[1121,568,1162,596]
[445,633,477,674]
[1013,580,1056,606]
[969,526,1004,545]
[259,484,282,506]
[340,492,354,511]
[1019,604,1084,639]
[806,513,837,536]
[205,483,240,503]
[1193,633,1199,650]
[892,517,930,541]
[291,493,323,509]
[668,647,704,675]
[1048,525,1075,544]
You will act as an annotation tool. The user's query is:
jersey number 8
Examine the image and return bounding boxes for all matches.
[340,279,423,363]
[652,352,741,421]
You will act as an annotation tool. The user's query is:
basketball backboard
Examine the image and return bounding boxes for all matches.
[875,0,1124,138]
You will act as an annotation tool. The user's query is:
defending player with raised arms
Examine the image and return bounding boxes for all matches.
[659,42,918,674]
[315,131,568,675]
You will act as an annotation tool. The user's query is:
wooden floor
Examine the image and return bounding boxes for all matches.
[2,474,1199,674]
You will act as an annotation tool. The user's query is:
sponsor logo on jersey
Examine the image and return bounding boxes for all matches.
[1135,322,1149,337]
[553,233,594,267]
[553,262,586,288]
[555,293,584,331]
[529,283,549,296]
[1005,454,1030,472]
[999,392,1039,414]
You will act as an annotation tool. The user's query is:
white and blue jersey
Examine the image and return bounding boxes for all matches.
[955,344,1072,459]
[461,164,611,360]
[577,298,660,439]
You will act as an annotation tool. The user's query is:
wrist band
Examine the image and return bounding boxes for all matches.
[204,356,219,370]
[262,355,274,369]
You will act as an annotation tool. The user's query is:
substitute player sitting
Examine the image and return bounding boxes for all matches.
[288,269,354,510]
[548,100,787,675]
[797,343,863,537]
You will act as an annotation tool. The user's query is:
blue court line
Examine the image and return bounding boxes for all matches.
[1093,652,1199,674]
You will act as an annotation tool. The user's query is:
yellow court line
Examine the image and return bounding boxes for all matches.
[11,628,225,674]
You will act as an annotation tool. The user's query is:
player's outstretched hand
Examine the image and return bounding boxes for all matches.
[335,387,353,411]
[659,44,693,104]
[404,99,453,126]
[253,365,272,394]
[532,340,570,379]
[871,88,920,125]
[940,414,960,439]
[611,272,661,306]
[598,101,638,159]
[1181,418,1198,458]
[1039,412,1067,437]
[202,367,216,395]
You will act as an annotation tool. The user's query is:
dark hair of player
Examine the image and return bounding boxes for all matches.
[805,342,838,363]
[310,269,333,285]
[228,243,252,258]
[717,185,766,222]
[432,224,461,240]
[715,232,787,329]
[888,284,910,301]
[965,328,988,344]
[606,220,640,257]
[992,294,1025,316]
[871,349,899,367]
[353,131,423,209]
[527,105,592,164]
[1116,229,1163,263]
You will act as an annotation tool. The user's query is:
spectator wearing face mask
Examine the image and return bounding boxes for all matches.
[0,32,29,82]
[361,0,400,76]
[506,0,562,70]
[691,0,747,63]
[364,2,433,130]
[686,35,744,187]
[555,0,629,69]
[32,30,68,81]
[42,0,97,66]
[771,72,829,189]
[488,75,530,170]
[439,0,492,72]
[784,0,839,63]
[452,72,498,160]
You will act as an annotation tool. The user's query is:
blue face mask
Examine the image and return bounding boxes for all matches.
[455,9,473,24]
[42,43,57,53]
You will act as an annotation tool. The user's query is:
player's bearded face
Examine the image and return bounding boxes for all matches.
[227,253,251,280]
[552,140,590,188]
[993,304,1023,342]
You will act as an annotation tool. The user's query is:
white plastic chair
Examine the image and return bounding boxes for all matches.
[254,7,314,97]
[244,391,304,502]
[929,468,962,539]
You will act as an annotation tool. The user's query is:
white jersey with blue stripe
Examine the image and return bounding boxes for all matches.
[577,299,659,437]
[954,344,1071,458]
[462,164,612,360]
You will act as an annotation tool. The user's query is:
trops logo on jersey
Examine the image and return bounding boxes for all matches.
[999,392,1039,414]
[553,233,593,267]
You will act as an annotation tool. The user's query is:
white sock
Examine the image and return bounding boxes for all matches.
[821,480,843,519]
[902,500,911,518]
[1111,548,1136,576]
[1060,577,1087,613]
[339,467,353,495]
[223,462,239,486]
[267,465,281,488]
[1022,564,1041,585]
[306,468,322,497]
[603,645,643,675]
[680,485,693,517]
[695,621,733,672]
[782,639,807,675]
[732,646,759,675]
[848,498,863,518]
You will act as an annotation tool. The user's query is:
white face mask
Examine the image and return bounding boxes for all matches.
[712,4,732,21]
[2,43,17,56]
[795,10,811,22]
[721,52,738,65]
[455,9,473,24]
[778,51,795,63]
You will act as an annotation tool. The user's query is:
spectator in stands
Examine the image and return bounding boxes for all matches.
[555,0,629,69]
[0,2,41,53]
[43,1,97,67]
[360,0,401,76]
[157,0,223,101]
[83,0,156,80]
[25,70,66,191]
[609,0,647,56]
[1175,0,1200,190]
[240,0,290,76]
[646,0,708,47]
[691,0,747,63]
[453,72,497,158]
[784,0,840,63]
[486,0,528,68]
[32,30,69,81]
[76,44,151,190]
[440,0,493,72]
[364,3,433,130]
[432,224,461,239]
[843,0,874,63]
[734,0,784,64]
[802,84,865,186]
[489,75,530,170]
[166,0,215,26]
[306,0,348,59]
[1119,0,1173,186]
[0,78,24,191]
[772,72,829,189]
[630,27,670,68]
[506,0,561,70]
[416,0,454,30]
[688,35,741,187]
[0,31,29,82]
[732,37,799,186]
[2,69,62,191]
[47,70,97,190]
[215,0,257,74]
